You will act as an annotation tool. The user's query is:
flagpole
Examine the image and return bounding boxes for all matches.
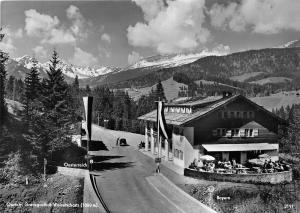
[155,98,161,173]
[156,99,160,159]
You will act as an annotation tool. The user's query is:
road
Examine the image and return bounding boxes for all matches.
[90,124,214,213]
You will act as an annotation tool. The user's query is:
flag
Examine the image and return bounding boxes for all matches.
[83,96,93,142]
[157,101,169,139]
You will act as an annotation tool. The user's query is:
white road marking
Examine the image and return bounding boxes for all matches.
[146,176,186,213]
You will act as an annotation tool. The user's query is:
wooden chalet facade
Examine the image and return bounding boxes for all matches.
[138,94,285,169]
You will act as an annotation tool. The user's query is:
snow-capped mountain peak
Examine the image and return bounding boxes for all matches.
[12,55,119,79]
[277,39,300,48]
[127,49,229,70]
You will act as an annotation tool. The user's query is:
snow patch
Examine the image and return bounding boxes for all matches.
[128,50,229,70]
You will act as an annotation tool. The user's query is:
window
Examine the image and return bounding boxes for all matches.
[244,129,254,137]
[239,111,243,118]
[249,111,254,119]
[174,149,183,160]
[225,130,232,137]
[243,111,247,118]
[179,151,183,160]
[240,129,245,137]
[253,129,259,137]
[217,128,227,137]
[249,129,253,137]
[174,149,178,158]
[222,129,227,136]
[186,108,192,114]
[233,129,239,137]
[236,111,240,118]
[212,129,218,136]
[245,129,249,137]
[223,111,228,119]
[217,128,222,136]
[230,111,235,118]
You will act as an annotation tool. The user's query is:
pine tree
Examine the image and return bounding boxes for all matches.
[24,58,40,102]
[70,75,82,116]
[26,50,75,162]
[15,79,24,102]
[85,84,91,95]
[73,75,79,92]
[5,75,14,99]
[0,29,8,126]
[156,80,166,101]
[23,58,40,123]
[280,105,300,153]
[42,50,68,113]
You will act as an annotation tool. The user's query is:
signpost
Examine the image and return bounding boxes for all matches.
[43,158,47,181]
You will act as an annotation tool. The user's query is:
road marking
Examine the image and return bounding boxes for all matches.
[146,177,186,213]
[160,174,217,213]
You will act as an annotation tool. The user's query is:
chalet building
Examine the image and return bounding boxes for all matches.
[138,93,285,169]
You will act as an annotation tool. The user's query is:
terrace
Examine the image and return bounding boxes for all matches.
[185,154,293,184]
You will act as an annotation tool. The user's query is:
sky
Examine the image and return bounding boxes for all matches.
[0,0,300,68]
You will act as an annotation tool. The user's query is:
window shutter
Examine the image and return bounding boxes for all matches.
[212,129,218,136]
[240,129,245,137]
[253,129,259,137]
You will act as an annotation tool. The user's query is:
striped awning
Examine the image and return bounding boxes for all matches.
[202,143,278,152]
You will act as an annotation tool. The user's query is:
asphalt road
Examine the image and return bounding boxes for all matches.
[90,125,215,213]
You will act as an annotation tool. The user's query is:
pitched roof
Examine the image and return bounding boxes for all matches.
[138,95,237,125]
[138,95,286,126]
[169,95,223,107]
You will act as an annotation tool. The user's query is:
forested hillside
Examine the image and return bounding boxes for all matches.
[107,47,300,91]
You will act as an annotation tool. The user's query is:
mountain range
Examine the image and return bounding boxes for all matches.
[6,55,121,82]
[5,50,228,85]
[4,39,300,89]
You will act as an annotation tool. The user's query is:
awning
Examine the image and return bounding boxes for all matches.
[202,143,278,152]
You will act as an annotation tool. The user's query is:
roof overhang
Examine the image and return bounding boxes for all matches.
[202,143,278,152]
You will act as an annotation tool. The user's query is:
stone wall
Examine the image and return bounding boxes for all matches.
[184,168,293,184]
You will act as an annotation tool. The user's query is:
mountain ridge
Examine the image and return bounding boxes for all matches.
[8,55,121,81]
[5,42,300,90]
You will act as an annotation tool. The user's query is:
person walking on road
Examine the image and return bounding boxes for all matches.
[116,137,120,146]
[156,162,160,173]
